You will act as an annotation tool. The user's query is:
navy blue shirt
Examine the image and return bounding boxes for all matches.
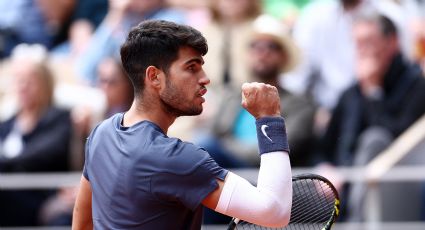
[83,113,228,229]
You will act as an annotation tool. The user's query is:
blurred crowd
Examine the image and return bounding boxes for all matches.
[1,0,425,227]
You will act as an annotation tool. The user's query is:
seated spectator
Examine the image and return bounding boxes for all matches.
[0,44,72,226]
[197,14,315,169]
[280,0,364,131]
[314,12,425,221]
[72,57,133,139]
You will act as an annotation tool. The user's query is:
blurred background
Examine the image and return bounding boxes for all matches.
[1,0,425,229]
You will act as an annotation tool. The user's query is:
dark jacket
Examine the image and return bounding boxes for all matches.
[316,54,425,166]
[0,107,72,172]
[0,106,72,226]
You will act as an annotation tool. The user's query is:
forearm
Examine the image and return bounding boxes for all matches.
[215,117,292,227]
[216,153,291,227]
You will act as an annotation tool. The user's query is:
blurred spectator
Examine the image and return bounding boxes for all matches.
[72,57,133,139]
[282,0,413,135]
[50,19,95,84]
[314,12,425,221]
[197,14,315,169]
[0,44,72,226]
[200,0,261,90]
[51,19,94,60]
[0,0,76,58]
[281,0,377,137]
[75,0,186,85]
[96,57,133,117]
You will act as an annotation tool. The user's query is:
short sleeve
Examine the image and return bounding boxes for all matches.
[82,124,101,180]
[151,154,228,211]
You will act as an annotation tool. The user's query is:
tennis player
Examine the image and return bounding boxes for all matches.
[72,20,292,230]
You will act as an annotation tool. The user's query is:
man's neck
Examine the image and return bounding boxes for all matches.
[122,100,176,134]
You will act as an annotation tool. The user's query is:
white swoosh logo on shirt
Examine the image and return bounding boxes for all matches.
[261,125,273,142]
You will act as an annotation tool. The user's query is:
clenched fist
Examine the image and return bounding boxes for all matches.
[241,82,281,119]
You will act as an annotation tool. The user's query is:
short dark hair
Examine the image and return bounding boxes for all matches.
[354,11,398,37]
[120,20,208,96]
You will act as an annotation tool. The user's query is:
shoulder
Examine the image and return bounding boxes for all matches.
[86,113,120,142]
[148,137,214,175]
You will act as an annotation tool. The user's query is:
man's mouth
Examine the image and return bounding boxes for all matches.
[198,87,207,97]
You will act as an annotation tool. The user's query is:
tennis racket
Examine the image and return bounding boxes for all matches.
[227,173,340,230]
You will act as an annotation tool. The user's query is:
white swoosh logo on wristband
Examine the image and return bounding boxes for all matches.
[261,125,273,142]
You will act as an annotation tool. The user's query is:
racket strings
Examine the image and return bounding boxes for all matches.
[229,175,339,230]
[290,180,334,222]
[287,179,335,229]
[233,178,338,230]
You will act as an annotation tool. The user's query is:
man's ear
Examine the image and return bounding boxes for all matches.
[145,66,161,89]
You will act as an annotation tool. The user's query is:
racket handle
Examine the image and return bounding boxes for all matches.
[227,218,240,230]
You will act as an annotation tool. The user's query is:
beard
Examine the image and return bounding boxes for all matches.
[159,78,203,117]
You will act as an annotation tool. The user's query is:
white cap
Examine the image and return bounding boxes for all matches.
[252,14,299,72]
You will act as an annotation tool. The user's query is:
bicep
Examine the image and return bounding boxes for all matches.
[201,175,226,210]
[72,176,93,230]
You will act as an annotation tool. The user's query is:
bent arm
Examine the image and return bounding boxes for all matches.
[203,150,292,228]
[72,176,93,230]
[202,119,292,227]
[202,83,292,228]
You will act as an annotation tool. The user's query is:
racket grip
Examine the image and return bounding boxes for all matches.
[227,218,239,230]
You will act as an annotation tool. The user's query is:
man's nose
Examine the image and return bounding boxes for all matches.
[199,71,210,85]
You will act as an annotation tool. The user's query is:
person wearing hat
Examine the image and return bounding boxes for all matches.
[197,14,316,170]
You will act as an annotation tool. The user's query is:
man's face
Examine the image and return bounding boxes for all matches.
[97,59,132,108]
[13,61,46,110]
[159,47,209,117]
[248,36,286,81]
[353,21,397,80]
